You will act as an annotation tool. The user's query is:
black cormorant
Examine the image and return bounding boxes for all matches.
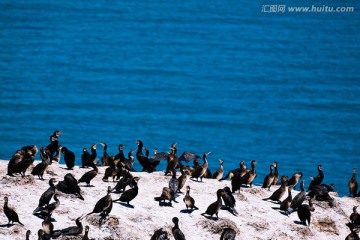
[31,147,51,180]
[155,187,175,206]
[280,185,293,212]
[151,228,170,240]
[345,222,360,240]
[52,217,83,238]
[99,142,113,166]
[297,197,315,226]
[56,173,84,200]
[172,217,186,240]
[87,186,113,218]
[262,164,275,190]
[222,186,238,216]
[272,162,279,185]
[263,175,288,203]
[213,159,224,181]
[308,165,324,191]
[61,147,75,170]
[42,216,54,239]
[81,148,91,168]
[11,150,35,177]
[33,194,60,219]
[349,168,358,198]
[112,170,133,193]
[46,131,61,158]
[26,230,31,240]
[82,225,90,240]
[239,160,257,189]
[350,206,360,225]
[3,196,24,225]
[307,185,335,207]
[286,172,303,190]
[177,168,190,193]
[220,227,237,240]
[178,151,201,163]
[89,144,97,165]
[114,177,140,207]
[34,178,57,213]
[136,140,158,173]
[169,170,179,198]
[183,186,198,211]
[165,144,179,175]
[78,161,98,186]
[201,189,224,220]
[286,180,306,215]
[191,152,211,182]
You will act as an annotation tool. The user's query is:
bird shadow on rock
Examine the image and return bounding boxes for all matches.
[278,211,289,217]
[0,223,14,228]
[58,167,73,171]
[79,184,95,187]
[201,214,220,221]
[158,202,174,207]
[33,213,56,222]
[180,209,195,214]
[294,220,307,226]
[115,202,135,209]
[190,179,205,183]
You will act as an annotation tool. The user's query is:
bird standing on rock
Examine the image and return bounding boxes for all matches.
[34,178,57,213]
[52,217,83,238]
[172,217,186,240]
[262,164,275,190]
[114,177,140,207]
[263,175,288,203]
[222,186,237,216]
[81,148,91,168]
[88,186,113,218]
[169,170,179,201]
[33,194,60,219]
[61,147,75,170]
[183,186,198,211]
[78,161,98,186]
[165,143,179,176]
[31,147,51,180]
[155,187,175,206]
[308,164,324,191]
[297,197,315,226]
[349,168,358,198]
[201,189,225,220]
[286,180,306,215]
[191,152,211,182]
[287,172,303,190]
[3,196,24,226]
[213,159,224,181]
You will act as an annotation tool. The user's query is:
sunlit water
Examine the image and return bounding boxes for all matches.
[0,1,359,196]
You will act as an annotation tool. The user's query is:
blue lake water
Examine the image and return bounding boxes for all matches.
[0,1,359,196]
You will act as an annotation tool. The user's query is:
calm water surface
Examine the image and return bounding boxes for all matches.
[0,1,359,196]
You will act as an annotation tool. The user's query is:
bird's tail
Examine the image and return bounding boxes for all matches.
[18,221,24,226]
[33,206,42,213]
[51,230,62,239]
[231,207,238,216]
[77,193,84,201]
